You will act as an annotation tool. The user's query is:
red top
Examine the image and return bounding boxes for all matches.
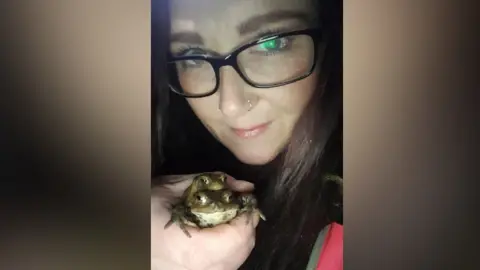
[316,223,343,270]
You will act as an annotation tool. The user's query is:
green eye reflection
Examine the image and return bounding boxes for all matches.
[259,39,280,50]
[253,37,290,54]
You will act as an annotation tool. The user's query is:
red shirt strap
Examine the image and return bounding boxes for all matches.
[316,223,343,270]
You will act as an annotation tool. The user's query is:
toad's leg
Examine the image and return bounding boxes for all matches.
[240,205,267,224]
[238,194,267,224]
[164,204,192,238]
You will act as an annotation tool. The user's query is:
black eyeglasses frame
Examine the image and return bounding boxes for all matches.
[167,27,323,98]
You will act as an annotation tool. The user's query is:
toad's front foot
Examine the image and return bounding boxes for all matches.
[164,204,192,238]
[240,205,267,225]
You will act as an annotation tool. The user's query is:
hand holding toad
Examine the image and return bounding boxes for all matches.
[151,173,260,270]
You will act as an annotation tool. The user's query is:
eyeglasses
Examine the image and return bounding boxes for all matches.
[167,28,322,98]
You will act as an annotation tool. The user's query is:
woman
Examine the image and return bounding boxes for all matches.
[151,0,343,269]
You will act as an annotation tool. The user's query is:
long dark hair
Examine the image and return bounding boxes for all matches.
[152,0,343,269]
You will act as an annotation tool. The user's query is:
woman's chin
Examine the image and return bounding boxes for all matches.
[230,147,279,166]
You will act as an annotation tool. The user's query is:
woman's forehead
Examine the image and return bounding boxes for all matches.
[170,0,315,32]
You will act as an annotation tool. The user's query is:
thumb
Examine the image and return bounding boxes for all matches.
[226,177,255,193]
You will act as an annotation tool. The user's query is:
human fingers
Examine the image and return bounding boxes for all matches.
[222,174,255,192]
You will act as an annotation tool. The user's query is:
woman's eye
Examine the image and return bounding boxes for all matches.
[253,37,290,53]
[180,59,203,69]
[176,48,207,68]
[178,47,204,56]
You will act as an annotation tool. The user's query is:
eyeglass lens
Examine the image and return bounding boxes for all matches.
[169,34,314,96]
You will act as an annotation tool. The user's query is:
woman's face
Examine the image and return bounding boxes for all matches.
[170,0,322,165]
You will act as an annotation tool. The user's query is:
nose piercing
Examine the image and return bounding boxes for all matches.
[217,98,254,112]
[247,99,253,111]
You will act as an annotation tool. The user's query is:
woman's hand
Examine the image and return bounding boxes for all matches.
[151,173,259,270]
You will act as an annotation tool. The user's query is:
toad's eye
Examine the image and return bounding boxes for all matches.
[196,194,208,204]
[200,176,210,184]
[222,191,232,202]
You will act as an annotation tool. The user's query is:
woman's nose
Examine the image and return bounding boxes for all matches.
[217,67,249,118]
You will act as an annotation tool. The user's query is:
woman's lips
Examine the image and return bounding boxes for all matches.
[231,122,271,139]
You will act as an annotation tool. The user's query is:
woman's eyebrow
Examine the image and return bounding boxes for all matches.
[170,11,310,45]
[237,10,311,36]
[170,32,203,44]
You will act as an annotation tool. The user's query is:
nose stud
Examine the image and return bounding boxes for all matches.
[217,98,254,112]
[247,99,253,111]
